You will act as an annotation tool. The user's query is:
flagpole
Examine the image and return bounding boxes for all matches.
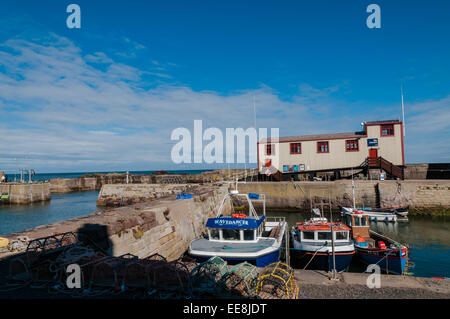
[401,84,406,137]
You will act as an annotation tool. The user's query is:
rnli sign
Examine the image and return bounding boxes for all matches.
[367,138,378,147]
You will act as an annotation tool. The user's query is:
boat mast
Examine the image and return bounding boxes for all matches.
[352,167,356,210]
[331,224,337,280]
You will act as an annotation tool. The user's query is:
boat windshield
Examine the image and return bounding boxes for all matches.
[318,232,332,240]
[209,228,220,240]
[222,228,241,241]
[335,231,348,240]
[243,229,255,241]
[361,217,367,226]
[302,231,314,240]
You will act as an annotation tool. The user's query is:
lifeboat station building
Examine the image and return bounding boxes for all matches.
[258,120,405,181]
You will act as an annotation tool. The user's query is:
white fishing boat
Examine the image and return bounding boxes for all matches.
[188,190,287,267]
[342,207,398,222]
[290,216,355,272]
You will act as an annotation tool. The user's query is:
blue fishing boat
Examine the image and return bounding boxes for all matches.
[343,211,408,274]
[290,217,355,272]
[188,190,287,267]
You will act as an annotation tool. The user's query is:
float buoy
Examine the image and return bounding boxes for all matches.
[0,237,9,248]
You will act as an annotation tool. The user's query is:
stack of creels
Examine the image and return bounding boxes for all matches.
[149,258,192,294]
[88,253,137,290]
[190,256,230,296]
[225,262,259,297]
[255,262,298,299]
[8,232,79,284]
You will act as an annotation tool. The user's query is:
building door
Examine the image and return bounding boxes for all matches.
[368,148,378,167]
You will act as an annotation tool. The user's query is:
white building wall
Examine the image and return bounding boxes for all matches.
[258,122,404,173]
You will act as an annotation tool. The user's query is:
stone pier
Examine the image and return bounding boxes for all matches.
[0,182,50,204]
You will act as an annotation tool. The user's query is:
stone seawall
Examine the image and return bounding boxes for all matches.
[1,184,230,261]
[49,169,256,193]
[96,183,200,207]
[237,180,450,211]
[0,182,51,204]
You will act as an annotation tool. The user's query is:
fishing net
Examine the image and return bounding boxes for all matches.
[256,262,298,299]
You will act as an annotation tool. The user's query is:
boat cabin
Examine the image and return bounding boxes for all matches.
[344,213,378,248]
[344,213,371,239]
[294,221,352,243]
[205,215,265,243]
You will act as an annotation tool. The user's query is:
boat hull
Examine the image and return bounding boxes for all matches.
[291,249,354,272]
[191,249,281,267]
[355,247,407,275]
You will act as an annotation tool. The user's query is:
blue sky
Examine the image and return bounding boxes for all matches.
[0,0,449,173]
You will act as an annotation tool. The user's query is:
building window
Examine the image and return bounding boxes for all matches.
[346,139,359,152]
[290,143,302,154]
[317,141,329,153]
[381,124,394,136]
[265,144,274,155]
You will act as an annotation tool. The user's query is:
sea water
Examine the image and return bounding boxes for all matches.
[266,210,450,278]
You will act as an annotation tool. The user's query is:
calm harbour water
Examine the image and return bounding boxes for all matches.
[1,190,449,278]
[0,190,100,235]
[267,210,450,278]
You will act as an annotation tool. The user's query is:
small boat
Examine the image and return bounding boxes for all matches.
[343,211,408,275]
[188,190,287,267]
[290,217,355,272]
[351,205,409,218]
[342,207,398,222]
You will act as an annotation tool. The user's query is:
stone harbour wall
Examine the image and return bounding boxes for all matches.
[0,182,51,204]
[1,184,230,261]
[237,180,450,211]
[96,183,201,207]
[49,169,257,193]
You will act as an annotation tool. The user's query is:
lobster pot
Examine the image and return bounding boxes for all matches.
[256,262,298,299]
[225,262,259,297]
[190,256,230,293]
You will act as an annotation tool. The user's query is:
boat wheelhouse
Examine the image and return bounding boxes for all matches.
[344,211,408,275]
[291,218,355,272]
[188,191,287,267]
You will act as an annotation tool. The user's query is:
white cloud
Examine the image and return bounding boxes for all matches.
[0,32,448,172]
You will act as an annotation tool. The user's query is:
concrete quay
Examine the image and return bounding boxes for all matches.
[294,269,450,299]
